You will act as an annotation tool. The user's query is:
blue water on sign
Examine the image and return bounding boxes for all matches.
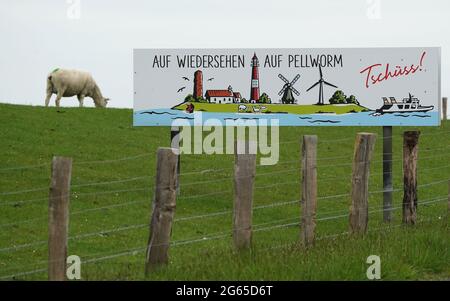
[133,108,439,127]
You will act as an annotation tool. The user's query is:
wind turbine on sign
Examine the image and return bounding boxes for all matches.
[306,65,338,105]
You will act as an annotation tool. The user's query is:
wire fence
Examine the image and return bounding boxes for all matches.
[3,149,450,200]
[1,206,446,280]
[2,126,450,173]
[0,128,449,280]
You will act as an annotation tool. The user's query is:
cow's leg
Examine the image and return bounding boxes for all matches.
[45,92,52,107]
[45,76,54,107]
[77,95,85,108]
[55,91,64,108]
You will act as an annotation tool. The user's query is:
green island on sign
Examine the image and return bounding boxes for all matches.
[172,102,370,115]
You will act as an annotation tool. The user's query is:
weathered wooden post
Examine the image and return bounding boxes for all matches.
[48,156,72,281]
[170,126,180,195]
[233,139,256,250]
[349,133,377,234]
[443,97,448,121]
[145,147,178,274]
[402,131,420,225]
[383,126,393,222]
[301,135,317,247]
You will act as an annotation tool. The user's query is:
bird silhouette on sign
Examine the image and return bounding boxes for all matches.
[177,87,186,93]
[306,65,338,105]
[207,78,214,81]
[182,77,190,81]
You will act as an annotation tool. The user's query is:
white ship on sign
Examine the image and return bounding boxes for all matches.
[375,94,434,115]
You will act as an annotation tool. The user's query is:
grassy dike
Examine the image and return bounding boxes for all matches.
[172,102,370,114]
[0,103,448,280]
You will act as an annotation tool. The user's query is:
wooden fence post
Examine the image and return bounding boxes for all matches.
[349,133,377,234]
[402,131,420,225]
[170,126,180,195]
[301,135,317,247]
[233,140,256,250]
[145,147,178,274]
[48,156,72,281]
[443,97,448,121]
[383,126,393,222]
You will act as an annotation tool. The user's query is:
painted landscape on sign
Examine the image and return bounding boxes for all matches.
[133,48,441,126]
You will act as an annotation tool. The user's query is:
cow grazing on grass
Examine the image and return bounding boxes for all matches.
[45,69,109,108]
[238,104,247,112]
[252,106,261,113]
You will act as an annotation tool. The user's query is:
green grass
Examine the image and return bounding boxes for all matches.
[173,102,368,114]
[0,103,448,280]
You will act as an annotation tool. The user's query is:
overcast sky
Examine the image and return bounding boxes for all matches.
[0,0,449,108]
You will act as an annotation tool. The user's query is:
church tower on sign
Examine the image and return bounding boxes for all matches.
[250,53,260,103]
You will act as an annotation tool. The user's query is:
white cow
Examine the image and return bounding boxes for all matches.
[252,106,261,113]
[45,68,109,108]
[238,104,247,112]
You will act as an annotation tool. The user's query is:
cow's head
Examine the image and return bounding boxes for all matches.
[95,97,109,108]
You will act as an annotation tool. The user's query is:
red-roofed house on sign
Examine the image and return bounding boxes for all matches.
[233,92,242,102]
[205,85,241,104]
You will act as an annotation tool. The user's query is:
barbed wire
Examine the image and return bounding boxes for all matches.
[8,207,444,279]
[262,213,444,252]
[0,199,150,229]
[4,192,446,255]
[368,178,450,195]
[49,171,311,208]
[11,202,447,277]
[3,151,448,199]
[0,204,329,253]
[73,153,151,166]
[1,160,447,227]
[2,127,450,279]
[0,152,151,173]
[0,187,153,207]
[3,140,450,198]
[4,164,294,200]
[0,194,333,231]
[0,267,48,280]
[4,206,447,278]
[179,167,231,176]
[1,140,448,259]
[0,163,49,172]
[0,186,49,196]
[0,214,299,254]
[0,200,446,280]
[71,176,152,188]
[0,176,153,197]
[2,127,449,174]
[279,129,450,147]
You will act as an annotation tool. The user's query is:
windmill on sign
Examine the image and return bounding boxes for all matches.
[306,65,338,105]
[278,74,301,104]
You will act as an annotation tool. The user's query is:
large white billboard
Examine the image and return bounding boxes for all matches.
[134,48,440,126]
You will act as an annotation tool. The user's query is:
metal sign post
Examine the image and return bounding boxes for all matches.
[382,126,393,222]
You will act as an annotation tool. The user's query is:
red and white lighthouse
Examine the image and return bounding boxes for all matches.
[250,53,260,103]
